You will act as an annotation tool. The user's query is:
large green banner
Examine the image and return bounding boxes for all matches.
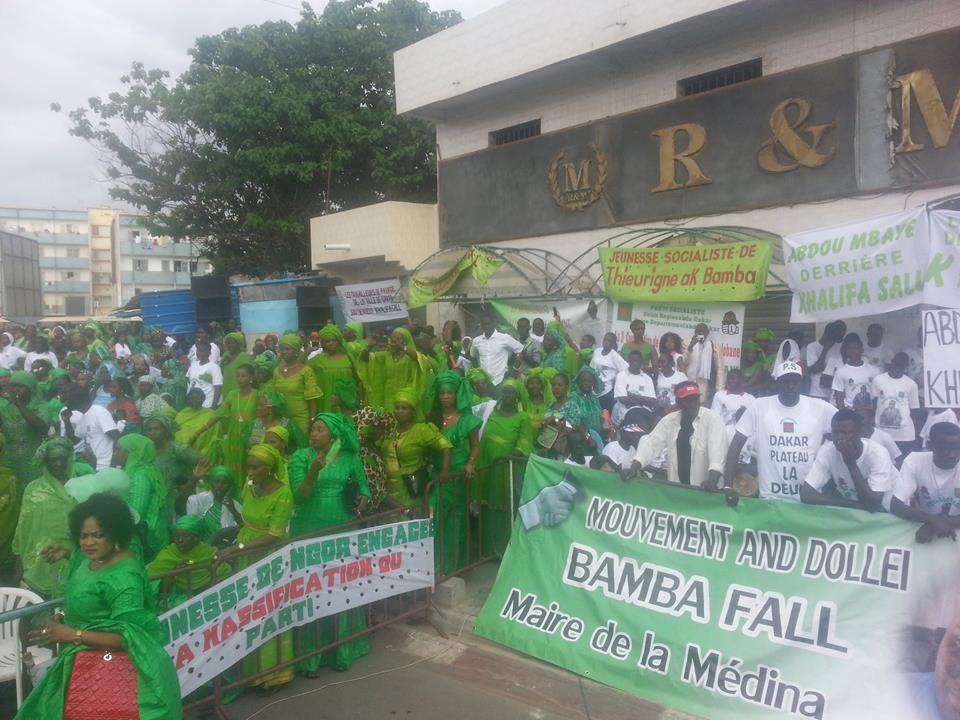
[599,240,772,303]
[407,247,504,308]
[475,455,960,720]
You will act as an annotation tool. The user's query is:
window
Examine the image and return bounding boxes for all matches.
[161,260,170,272]
[66,248,80,258]
[92,224,111,238]
[189,260,199,273]
[678,59,762,97]
[64,271,75,279]
[132,230,142,240]
[174,260,184,272]
[134,259,146,271]
[489,119,541,147]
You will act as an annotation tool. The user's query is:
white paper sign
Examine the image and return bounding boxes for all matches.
[922,308,960,408]
[335,279,408,323]
[927,210,960,309]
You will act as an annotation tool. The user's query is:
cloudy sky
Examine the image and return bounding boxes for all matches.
[0,0,503,211]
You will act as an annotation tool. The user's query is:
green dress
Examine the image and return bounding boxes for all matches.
[477,411,534,558]
[380,423,452,507]
[273,365,321,435]
[173,406,220,455]
[289,446,372,671]
[12,470,76,597]
[0,462,16,570]
[121,436,169,559]
[221,351,254,399]
[237,482,295,688]
[155,441,201,519]
[431,414,482,577]
[307,354,355,414]
[215,388,260,492]
[146,541,229,610]
[0,397,48,484]
[15,557,182,720]
[365,351,426,413]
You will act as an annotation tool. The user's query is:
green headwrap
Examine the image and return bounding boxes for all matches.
[754,328,775,342]
[497,377,523,411]
[264,391,288,416]
[143,414,177,438]
[9,370,37,394]
[523,368,556,406]
[575,366,603,396]
[174,515,207,536]
[313,412,359,453]
[333,377,358,412]
[344,321,364,340]
[265,425,290,446]
[426,370,473,414]
[254,353,279,371]
[466,367,492,387]
[393,387,424,422]
[279,333,302,350]
[317,325,344,344]
[51,368,71,380]
[391,327,417,355]
[224,332,245,349]
[118,433,158,474]
[248,443,284,471]
[207,465,235,485]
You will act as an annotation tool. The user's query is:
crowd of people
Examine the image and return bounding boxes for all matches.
[0,309,956,716]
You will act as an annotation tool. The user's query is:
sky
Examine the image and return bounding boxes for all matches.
[0,0,504,211]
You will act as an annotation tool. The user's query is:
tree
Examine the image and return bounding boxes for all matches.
[60,1,461,276]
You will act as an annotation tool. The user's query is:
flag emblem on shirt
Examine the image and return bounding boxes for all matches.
[782,419,795,433]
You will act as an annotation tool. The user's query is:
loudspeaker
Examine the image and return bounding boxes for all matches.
[191,275,230,299]
[296,285,330,308]
[298,307,333,330]
[196,297,232,323]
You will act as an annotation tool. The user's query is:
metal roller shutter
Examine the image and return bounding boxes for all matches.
[742,291,815,350]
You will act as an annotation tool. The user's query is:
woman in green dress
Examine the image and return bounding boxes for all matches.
[361,328,428,412]
[308,325,358,414]
[218,443,295,689]
[137,373,175,419]
[144,413,201,520]
[221,331,253,399]
[342,321,366,356]
[254,353,277,394]
[113,433,169,559]
[249,390,309,454]
[146,514,229,610]
[0,370,50,485]
[274,333,321,436]
[425,371,481,576]
[571,366,604,437]
[289,413,371,675]
[619,319,658,372]
[477,380,534,558]
[521,368,555,436]
[0,434,17,581]
[740,341,769,392]
[334,378,391,515]
[12,437,76,598]
[175,387,221,454]
[17,493,181,720]
[160,356,188,410]
[380,388,452,508]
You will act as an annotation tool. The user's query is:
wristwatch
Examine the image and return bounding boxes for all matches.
[74,629,84,645]
[237,543,246,551]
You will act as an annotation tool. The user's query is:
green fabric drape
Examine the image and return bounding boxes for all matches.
[119,434,169,557]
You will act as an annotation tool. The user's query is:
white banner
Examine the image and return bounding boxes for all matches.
[922,308,960,408]
[610,301,745,371]
[784,207,929,322]
[160,519,434,695]
[335,279,408,323]
[928,210,960,309]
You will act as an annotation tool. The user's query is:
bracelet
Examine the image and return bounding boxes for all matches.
[74,629,83,645]
[237,542,246,551]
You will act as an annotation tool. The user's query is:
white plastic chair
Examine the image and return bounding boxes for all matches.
[0,587,53,709]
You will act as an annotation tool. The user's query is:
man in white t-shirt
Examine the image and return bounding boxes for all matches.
[187,344,224,408]
[188,325,221,365]
[471,317,523,386]
[24,336,58,371]
[831,333,879,408]
[62,385,119,470]
[711,369,755,464]
[804,321,845,399]
[599,421,647,472]
[800,409,895,511]
[863,323,894,370]
[654,353,688,411]
[612,350,657,427]
[871,352,920,450]
[852,401,903,464]
[725,361,836,502]
[920,408,960,448]
[889,422,960,543]
[590,333,629,413]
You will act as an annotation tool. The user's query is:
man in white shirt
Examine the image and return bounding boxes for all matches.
[871,352,920,451]
[62,385,119,470]
[576,300,606,350]
[654,353,689,411]
[800,409,895,511]
[187,344,224,408]
[889,422,960,543]
[188,325,221,365]
[684,323,725,403]
[831,333,879,408]
[590,332,628,413]
[852,401,903,464]
[0,332,26,370]
[627,381,728,488]
[725,361,836,502]
[24,336,58,371]
[471,317,523,386]
[599,421,647,472]
[863,323,894,370]
[530,318,545,344]
[612,350,657,427]
[920,408,960,448]
[711,369,756,464]
[804,321,845,399]
[513,318,542,375]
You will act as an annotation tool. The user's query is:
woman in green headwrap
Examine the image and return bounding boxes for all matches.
[274,333,321,435]
[361,327,428,413]
[146,514,229,609]
[137,374,174,419]
[253,352,277,394]
[0,370,51,484]
[342,321,366,356]
[477,379,534,557]
[221,332,253,399]
[334,378,391,514]
[569,366,604,437]
[12,437,76,597]
[113,433,168,559]
[144,414,201,520]
[194,362,261,486]
[175,387,220,454]
[521,368,556,436]
[307,325,358,414]
[249,390,309,454]
[741,341,769,391]
[218,443,295,689]
[0,434,17,579]
[289,413,371,674]
[541,324,578,376]
[753,328,776,372]
[160,356,188,409]
[466,367,495,405]
[380,388,452,508]
[425,371,482,576]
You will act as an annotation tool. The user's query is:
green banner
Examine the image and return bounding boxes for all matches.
[599,240,772,303]
[407,247,505,308]
[475,455,956,720]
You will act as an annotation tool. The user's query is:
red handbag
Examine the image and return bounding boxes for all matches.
[64,650,139,720]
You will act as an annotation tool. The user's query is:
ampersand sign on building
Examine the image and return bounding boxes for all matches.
[757,97,836,173]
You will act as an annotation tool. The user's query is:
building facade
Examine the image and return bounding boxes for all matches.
[393,0,960,334]
[0,206,212,316]
[0,231,43,323]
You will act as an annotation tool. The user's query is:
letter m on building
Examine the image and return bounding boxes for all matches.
[563,159,594,192]
[895,69,960,152]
